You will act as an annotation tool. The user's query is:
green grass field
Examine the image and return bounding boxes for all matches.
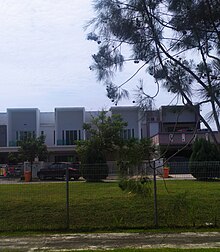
[0,180,219,232]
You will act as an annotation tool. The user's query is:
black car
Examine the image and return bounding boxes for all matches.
[37,162,80,180]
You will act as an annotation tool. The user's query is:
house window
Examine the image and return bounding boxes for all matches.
[128,129,131,139]
[63,130,80,145]
[123,129,127,139]
[16,131,35,141]
[132,129,135,138]
[62,130,65,144]
[121,128,135,140]
[66,130,70,145]
[73,130,77,142]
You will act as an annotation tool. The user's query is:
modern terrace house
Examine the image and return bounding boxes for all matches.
[151,105,201,161]
[0,105,217,163]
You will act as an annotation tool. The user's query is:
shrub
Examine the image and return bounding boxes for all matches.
[189,161,220,180]
[119,177,152,197]
[189,138,220,180]
[79,142,109,182]
[81,163,108,182]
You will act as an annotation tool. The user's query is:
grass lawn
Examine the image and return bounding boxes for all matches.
[0,180,219,232]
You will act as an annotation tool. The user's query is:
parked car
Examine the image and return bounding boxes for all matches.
[37,162,80,181]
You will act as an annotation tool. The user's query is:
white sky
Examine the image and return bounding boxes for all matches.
[0,0,178,112]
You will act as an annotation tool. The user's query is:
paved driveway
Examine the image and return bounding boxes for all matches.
[0,232,219,251]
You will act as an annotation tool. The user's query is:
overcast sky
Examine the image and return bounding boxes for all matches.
[0,0,173,112]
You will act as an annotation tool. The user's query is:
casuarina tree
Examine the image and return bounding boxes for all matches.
[87,0,220,144]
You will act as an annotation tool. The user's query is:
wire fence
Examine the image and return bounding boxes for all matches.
[0,161,219,232]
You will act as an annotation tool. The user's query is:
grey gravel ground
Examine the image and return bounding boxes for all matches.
[0,232,219,251]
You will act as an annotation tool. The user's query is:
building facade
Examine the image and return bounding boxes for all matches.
[0,105,215,163]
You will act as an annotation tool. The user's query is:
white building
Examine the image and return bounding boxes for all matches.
[0,105,201,163]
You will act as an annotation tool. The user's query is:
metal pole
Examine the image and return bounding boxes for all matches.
[66,167,70,230]
[153,161,158,228]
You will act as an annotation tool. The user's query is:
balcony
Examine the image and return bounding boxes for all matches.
[151,131,220,147]
[57,139,77,146]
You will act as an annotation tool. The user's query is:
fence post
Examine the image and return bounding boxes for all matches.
[153,161,158,228]
[66,167,70,230]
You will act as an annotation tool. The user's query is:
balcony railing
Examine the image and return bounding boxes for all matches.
[57,140,77,146]
[151,131,220,146]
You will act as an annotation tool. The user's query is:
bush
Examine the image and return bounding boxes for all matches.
[119,177,152,197]
[77,141,109,182]
[189,161,220,180]
[81,163,108,182]
[189,138,220,180]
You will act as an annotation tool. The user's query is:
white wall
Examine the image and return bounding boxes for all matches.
[7,108,39,146]
[55,107,85,145]
[40,112,55,146]
[111,106,141,139]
